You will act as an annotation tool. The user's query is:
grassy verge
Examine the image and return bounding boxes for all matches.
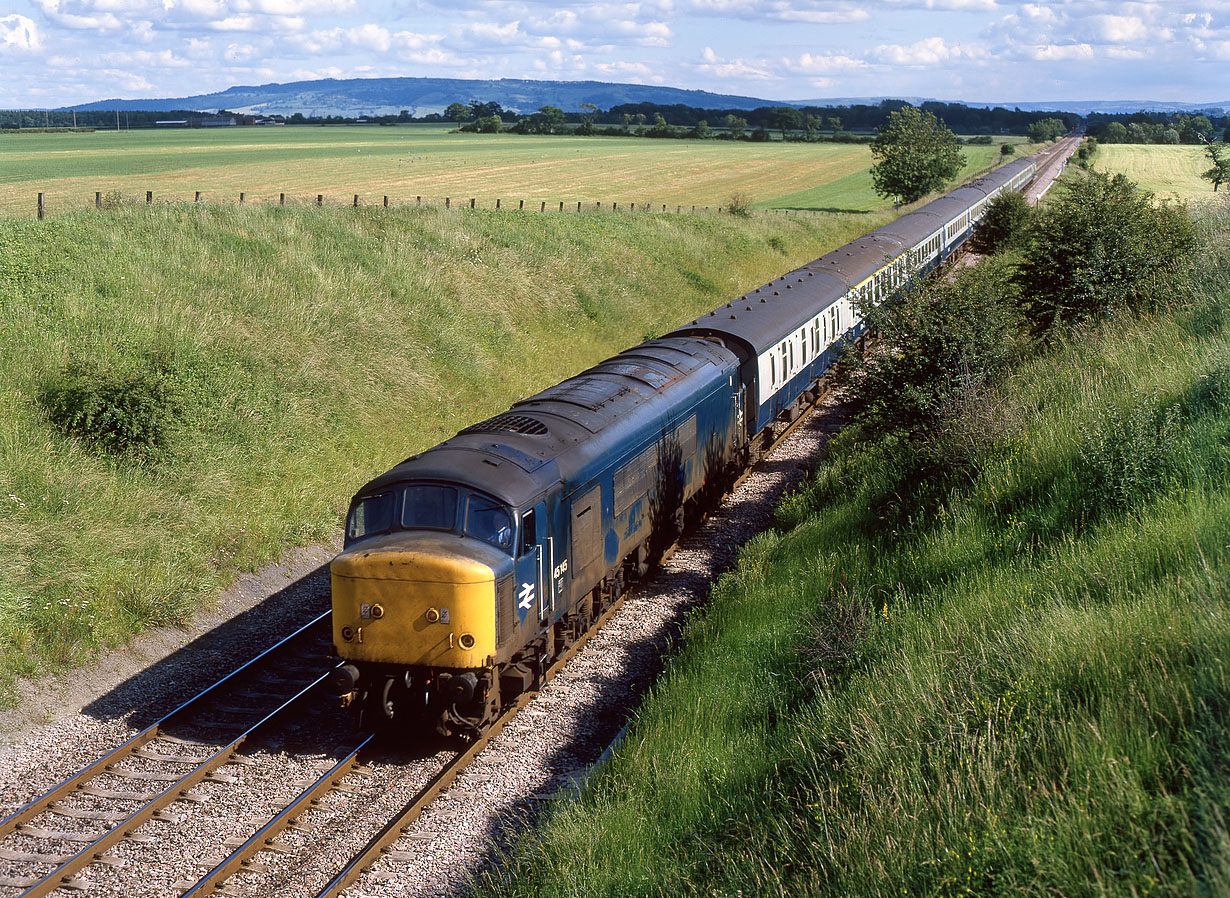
[475,203,1230,896]
[0,201,889,702]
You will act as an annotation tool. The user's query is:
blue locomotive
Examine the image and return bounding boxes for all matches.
[329,154,1037,736]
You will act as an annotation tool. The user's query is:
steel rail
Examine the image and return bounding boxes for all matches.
[311,597,627,898]
[0,610,332,845]
[16,670,333,898]
[181,733,378,897]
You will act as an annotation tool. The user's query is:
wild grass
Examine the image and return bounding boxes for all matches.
[476,202,1230,897]
[0,200,887,701]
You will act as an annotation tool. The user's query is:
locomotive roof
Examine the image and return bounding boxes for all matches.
[354,337,738,508]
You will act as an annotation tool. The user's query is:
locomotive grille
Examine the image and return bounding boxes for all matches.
[463,414,549,436]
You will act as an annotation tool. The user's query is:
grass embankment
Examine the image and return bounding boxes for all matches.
[0,202,889,702]
[477,199,1230,895]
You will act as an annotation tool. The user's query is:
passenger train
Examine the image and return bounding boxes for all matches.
[328,154,1037,736]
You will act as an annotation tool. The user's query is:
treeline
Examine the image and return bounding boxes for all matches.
[448,98,1085,138]
[1085,111,1229,144]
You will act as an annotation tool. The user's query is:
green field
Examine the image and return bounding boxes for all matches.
[1095,144,1219,201]
[0,125,1007,218]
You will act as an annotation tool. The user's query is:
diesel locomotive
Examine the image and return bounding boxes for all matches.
[328,155,1038,737]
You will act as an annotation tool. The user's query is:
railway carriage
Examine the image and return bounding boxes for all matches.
[330,153,1038,738]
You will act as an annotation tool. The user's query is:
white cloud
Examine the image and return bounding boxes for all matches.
[786,51,865,73]
[1026,42,1094,60]
[1088,14,1149,43]
[0,14,42,51]
[693,45,774,79]
[874,36,983,65]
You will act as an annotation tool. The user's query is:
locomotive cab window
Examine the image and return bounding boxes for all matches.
[346,492,395,543]
[464,494,514,552]
[519,508,538,557]
[401,484,458,532]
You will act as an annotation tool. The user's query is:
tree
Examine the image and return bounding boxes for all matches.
[1104,121,1128,143]
[1027,117,1065,142]
[533,105,566,134]
[1202,143,1230,192]
[444,102,471,123]
[577,102,598,135]
[469,100,504,119]
[767,106,803,139]
[870,106,965,204]
[723,114,747,139]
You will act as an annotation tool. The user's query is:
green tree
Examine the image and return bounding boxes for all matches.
[577,103,599,135]
[1027,117,1066,142]
[1015,172,1196,334]
[534,105,566,134]
[1104,121,1128,143]
[767,106,803,139]
[870,106,965,204]
[723,114,747,139]
[474,114,501,133]
[1201,143,1230,192]
[444,102,471,123]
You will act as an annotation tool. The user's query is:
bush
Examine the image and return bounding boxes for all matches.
[37,359,182,458]
[843,255,1024,435]
[1015,172,1197,335]
[1000,143,1015,156]
[972,190,1032,254]
[1078,394,1186,513]
[726,192,754,218]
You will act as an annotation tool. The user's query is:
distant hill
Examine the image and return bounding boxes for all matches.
[62,76,1225,118]
[69,77,795,117]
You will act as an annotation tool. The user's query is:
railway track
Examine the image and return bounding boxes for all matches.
[0,613,335,897]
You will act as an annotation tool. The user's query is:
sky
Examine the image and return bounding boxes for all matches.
[0,1,1223,109]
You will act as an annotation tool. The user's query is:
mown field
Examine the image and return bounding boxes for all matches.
[1095,144,1217,201]
[0,124,1009,218]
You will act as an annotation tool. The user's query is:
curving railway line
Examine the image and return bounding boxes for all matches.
[0,145,1080,898]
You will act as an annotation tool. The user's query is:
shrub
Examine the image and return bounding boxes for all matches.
[37,359,182,458]
[843,255,1024,435]
[1078,394,1186,513]
[972,190,1032,254]
[727,192,754,218]
[1015,172,1197,335]
[1000,143,1015,156]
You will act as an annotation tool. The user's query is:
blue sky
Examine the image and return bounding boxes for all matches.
[0,1,1221,109]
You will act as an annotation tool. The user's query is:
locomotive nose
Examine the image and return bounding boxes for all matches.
[330,532,501,667]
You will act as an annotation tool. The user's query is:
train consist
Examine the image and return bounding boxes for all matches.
[328,154,1038,737]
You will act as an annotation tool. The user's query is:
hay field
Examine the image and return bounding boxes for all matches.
[1095,144,1219,201]
[1,125,1005,218]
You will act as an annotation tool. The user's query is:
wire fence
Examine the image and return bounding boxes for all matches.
[24,190,834,221]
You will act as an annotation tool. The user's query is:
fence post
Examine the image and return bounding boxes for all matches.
[280,193,285,206]
[540,201,545,212]
[692,205,695,213]
[417,196,421,206]
[496,198,501,210]
[354,194,360,207]
[676,205,680,213]
[577,201,581,212]
[384,196,389,208]
[614,202,618,211]
[146,191,152,204]
[559,201,564,212]
[317,194,323,206]
[95,191,101,208]
[446,197,451,209]
[470,198,475,209]
[195,191,201,203]
[37,193,44,220]
[519,200,524,210]
[240,192,245,205]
